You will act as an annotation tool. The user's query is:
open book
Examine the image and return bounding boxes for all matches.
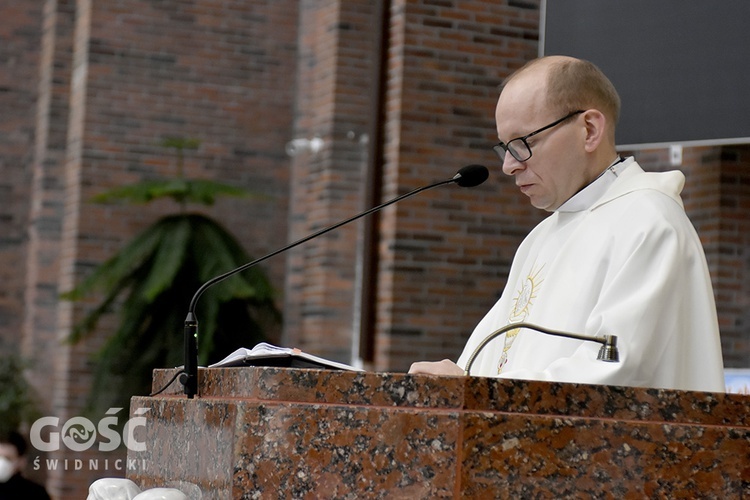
[208,342,363,371]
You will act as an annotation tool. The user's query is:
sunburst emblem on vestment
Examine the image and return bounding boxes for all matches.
[498,264,544,373]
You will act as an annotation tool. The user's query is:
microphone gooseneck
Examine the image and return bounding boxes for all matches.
[180,165,489,398]
[463,321,619,376]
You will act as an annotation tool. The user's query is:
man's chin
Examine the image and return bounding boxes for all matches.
[528,196,555,212]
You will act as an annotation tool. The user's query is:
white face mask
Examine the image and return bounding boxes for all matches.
[0,456,16,483]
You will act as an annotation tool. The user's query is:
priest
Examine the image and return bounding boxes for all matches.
[409,56,725,393]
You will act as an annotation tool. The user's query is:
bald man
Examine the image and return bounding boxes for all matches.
[409,56,725,392]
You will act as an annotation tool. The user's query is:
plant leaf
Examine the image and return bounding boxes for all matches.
[63,213,280,414]
[91,179,263,206]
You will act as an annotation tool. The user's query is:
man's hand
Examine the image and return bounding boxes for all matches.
[408,359,465,376]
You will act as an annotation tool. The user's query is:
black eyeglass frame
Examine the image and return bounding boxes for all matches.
[493,110,585,163]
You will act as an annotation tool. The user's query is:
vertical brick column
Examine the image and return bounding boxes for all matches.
[283,0,383,363]
[20,2,77,493]
[0,1,42,348]
[22,0,76,405]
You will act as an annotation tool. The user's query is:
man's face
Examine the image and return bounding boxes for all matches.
[494,73,587,211]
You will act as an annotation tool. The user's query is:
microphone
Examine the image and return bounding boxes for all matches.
[452,164,489,187]
[462,321,619,376]
[180,164,490,398]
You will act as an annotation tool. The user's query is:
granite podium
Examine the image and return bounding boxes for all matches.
[128,366,749,498]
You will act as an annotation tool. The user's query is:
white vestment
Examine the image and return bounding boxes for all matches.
[456,158,725,392]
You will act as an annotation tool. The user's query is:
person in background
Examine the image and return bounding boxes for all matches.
[0,429,51,500]
[409,55,725,392]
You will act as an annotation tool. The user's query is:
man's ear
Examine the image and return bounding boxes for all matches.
[582,109,607,153]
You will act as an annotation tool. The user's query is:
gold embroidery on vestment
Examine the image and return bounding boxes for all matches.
[498,264,544,373]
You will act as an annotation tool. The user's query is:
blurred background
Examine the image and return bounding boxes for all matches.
[1,0,748,497]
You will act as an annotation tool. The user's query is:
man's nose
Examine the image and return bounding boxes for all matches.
[501,150,525,176]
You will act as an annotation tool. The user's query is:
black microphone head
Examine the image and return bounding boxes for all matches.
[453,164,489,187]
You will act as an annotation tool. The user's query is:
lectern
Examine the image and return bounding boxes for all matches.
[128,367,749,498]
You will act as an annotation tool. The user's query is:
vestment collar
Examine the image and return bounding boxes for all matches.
[556,156,632,213]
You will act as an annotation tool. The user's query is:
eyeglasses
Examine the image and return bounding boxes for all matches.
[492,110,584,163]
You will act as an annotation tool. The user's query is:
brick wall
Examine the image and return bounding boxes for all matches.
[21,0,75,411]
[0,1,41,350]
[17,1,77,494]
[283,0,384,363]
[374,0,544,369]
[716,146,750,366]
[283,0,549,370]
[18,0,299,497]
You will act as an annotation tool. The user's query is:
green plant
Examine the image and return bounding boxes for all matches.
[0,353,41,435]
[62,138,280,412]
